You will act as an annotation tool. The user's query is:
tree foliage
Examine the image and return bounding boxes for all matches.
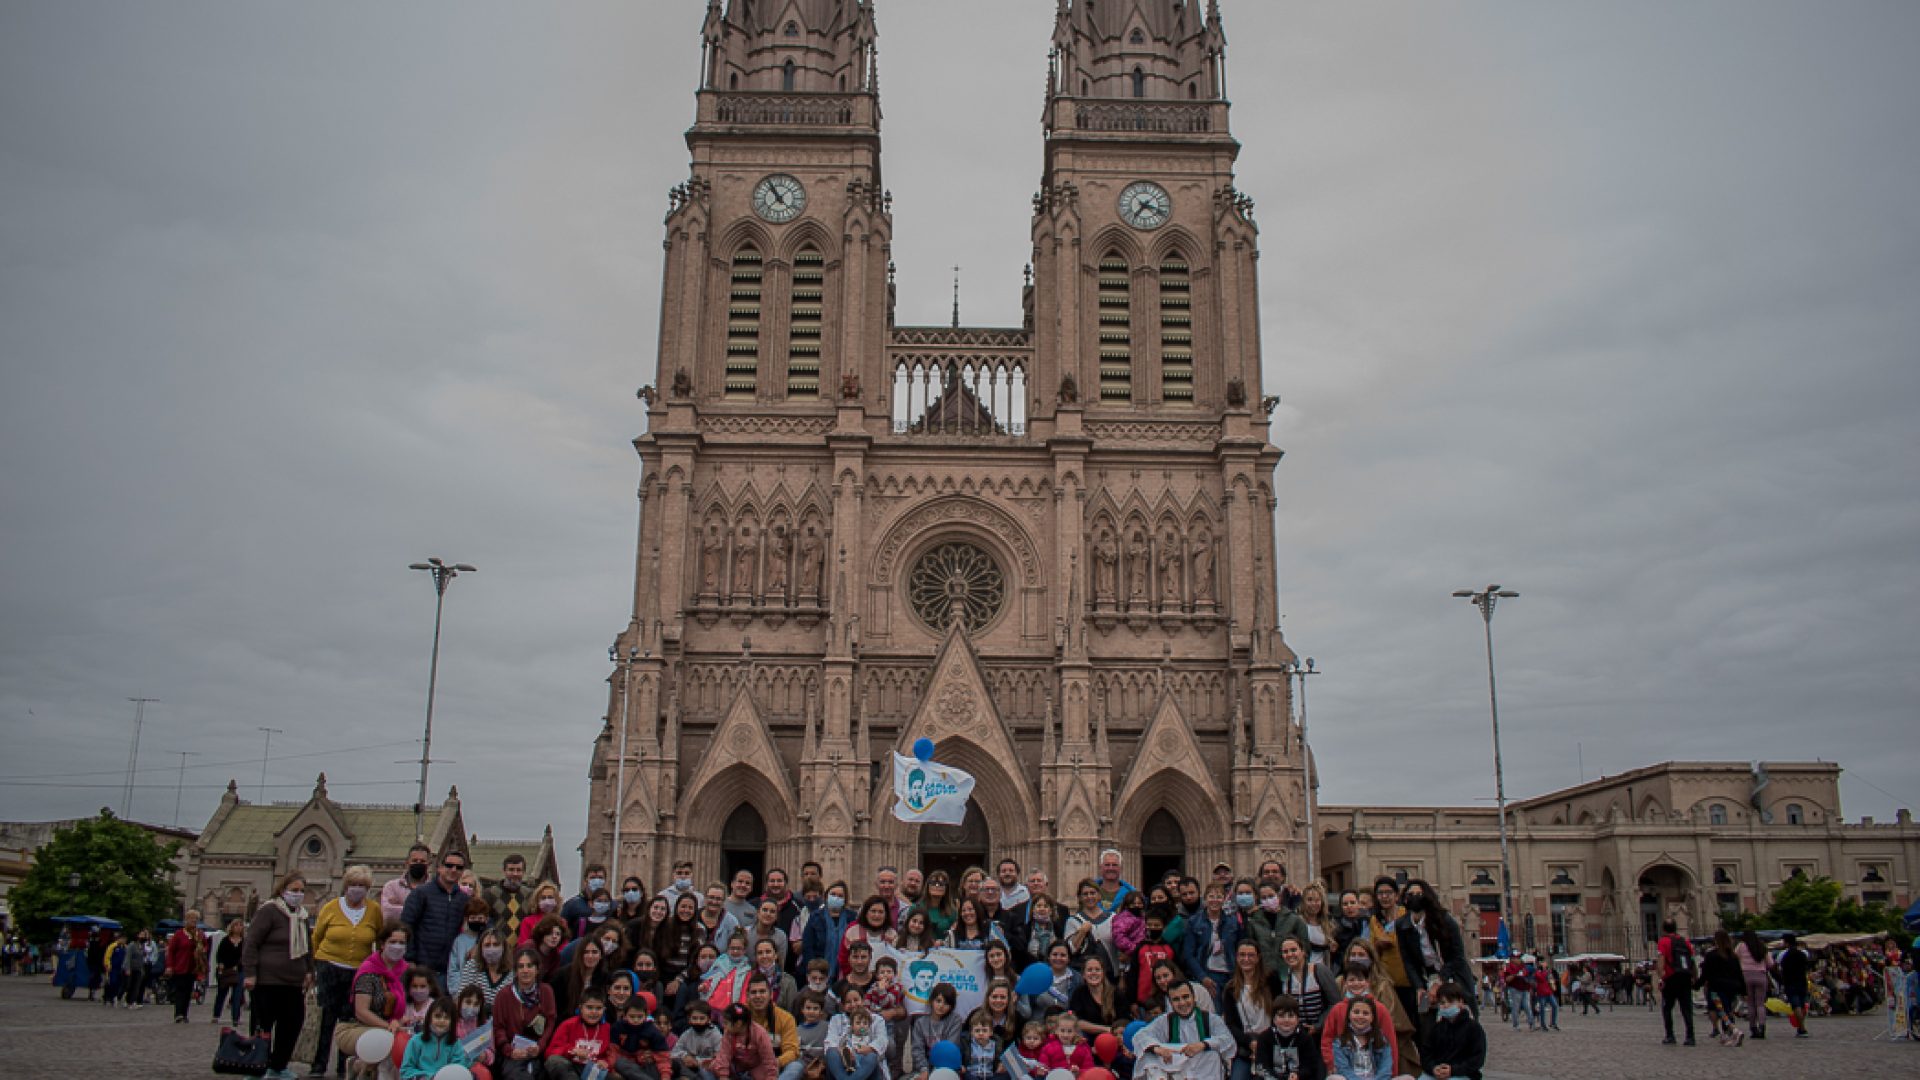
[1722,873,1905,935]
[8,809,182,942]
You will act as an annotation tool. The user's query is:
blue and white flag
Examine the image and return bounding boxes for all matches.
[891,751,975,826]
[872,943,988,1016]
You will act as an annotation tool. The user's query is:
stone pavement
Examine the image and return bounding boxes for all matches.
[0,973,1914,1078]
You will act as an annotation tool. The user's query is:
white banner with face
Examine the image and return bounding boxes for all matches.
[873,942,989,1017]
[890,752,976,826]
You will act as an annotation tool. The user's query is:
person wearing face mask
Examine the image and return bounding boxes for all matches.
[659,859,701,906]
[338,925,411,1078]
[1244,883,1310,979]
[618,876,652,923]
[575,887,619,945]
[449,896,494,976]
[1181,884,1242,999]
[243,871,315,1080]
[521,883,568,945]
[568,864,612,927]
[1418,983,1484,1080]
[384,843,436,925]
[311,865,384,1077]
[1391,881,1475,1028]
[457,928,515,1005]
[403,848,473,990]
[1330,894,1367,977]
[802,883,854,981]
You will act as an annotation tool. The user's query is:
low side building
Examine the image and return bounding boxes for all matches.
[1321,760,1918,960]
[179,774,555,923]
[0,815,197,931]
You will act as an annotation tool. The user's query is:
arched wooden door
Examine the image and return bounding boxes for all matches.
[918,801,990,883]
[721,804,767,887]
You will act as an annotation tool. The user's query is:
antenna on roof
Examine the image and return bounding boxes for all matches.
[951,264,961,328]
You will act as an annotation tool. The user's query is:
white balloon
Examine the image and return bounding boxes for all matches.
[930,1070,960,1080]
[1047,1070,1075,1080]
[354,1027,395,1064]
[434,1066,474,1080]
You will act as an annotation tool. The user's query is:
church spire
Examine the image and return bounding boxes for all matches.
[705,0,881,99]
[1050,0,1225,105]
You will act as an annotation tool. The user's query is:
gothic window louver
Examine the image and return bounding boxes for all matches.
[786,247,824,396]
[726,247,762,397]
[1098,253,1132,402]
[1159,255,1192,402]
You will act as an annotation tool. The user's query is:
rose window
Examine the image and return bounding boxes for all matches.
[908,541,1005,633]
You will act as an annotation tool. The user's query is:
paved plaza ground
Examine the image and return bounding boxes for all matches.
[0,974,1913,1079]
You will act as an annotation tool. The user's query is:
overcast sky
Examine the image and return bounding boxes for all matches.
[4,2,1918,882]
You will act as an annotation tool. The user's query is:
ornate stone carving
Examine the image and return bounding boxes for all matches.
[1191,532,1216,602]
[765,524,792,601]
[872,497,1041,586]
[1225,378,1247,407]
[700,523,726,596]
[1090,528,1118,601]
[908,541,1006,634]
[1125,530,1149,602]
[1086,420,1222,444]
[699,416,835,437]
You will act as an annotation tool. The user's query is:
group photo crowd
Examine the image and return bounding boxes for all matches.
[13,845,1920,1080]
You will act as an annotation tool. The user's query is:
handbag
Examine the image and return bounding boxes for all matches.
[212,1027,272,1076]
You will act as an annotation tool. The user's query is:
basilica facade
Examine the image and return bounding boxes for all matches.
[583,0,1309,890]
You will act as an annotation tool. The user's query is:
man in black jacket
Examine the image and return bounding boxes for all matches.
[403,848,471,989]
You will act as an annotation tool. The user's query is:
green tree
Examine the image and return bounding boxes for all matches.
[8,809,182,942]
[1721,873,1906,936]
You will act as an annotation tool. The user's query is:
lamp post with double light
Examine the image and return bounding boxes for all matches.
[608,643,644,885]
[408,558,476,842]
[1454,584,1519,948]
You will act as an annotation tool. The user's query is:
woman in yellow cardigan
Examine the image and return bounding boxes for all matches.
[311,865,384,1078]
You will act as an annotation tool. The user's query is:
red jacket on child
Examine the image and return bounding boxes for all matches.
[1039,1036,1094,1074]
[548,1016,614,1068]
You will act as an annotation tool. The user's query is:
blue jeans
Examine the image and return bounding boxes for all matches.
[1506,987,1532,1028]
[1535,992,1558,1027]
[779,1063,809,1080]
[828,1051,881,1080]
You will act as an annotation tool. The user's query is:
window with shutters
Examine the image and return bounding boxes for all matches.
[786,247,823,396]
[726,247,762,397]
[1159,255,1192,402]
[1097,253,1132,402]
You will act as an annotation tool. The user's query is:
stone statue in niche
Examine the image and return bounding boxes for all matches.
[1058,374,1079,404]
[672,367,693,398]
[1191,532,1216,602]
[797,523,824,597]
[841,372,861,400]
[1125,530,1149,602]
[1157,530,1184,608]
[732,524,757,596]
[700,523,726,595]
[1091,528,1118,600]
[1225,377,1247,407]
[765,524,792,600]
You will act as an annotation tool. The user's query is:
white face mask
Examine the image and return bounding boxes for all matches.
[482,946,504,964]
[344,885,369,905]
[539,898,558,913]
[384,942,408,963]
[283,891,304,908]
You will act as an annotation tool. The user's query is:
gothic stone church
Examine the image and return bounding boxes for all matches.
[584,0,1310,891]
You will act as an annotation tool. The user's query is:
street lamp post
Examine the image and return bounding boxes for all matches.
[608,643,641,887]
[121,697,157,818]
[1290,658,1319,882]
[256,727,283,801]
[1454,584,1519,951]
[409,557,476,842]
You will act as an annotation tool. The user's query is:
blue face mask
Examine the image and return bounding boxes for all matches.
[1233,894,1255,909]
[1437,1005,1461,1020]
[826,895,846,913]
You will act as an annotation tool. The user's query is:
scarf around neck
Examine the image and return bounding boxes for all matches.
[274,898,309,960]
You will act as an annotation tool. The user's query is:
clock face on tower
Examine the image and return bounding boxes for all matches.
[752,174,807,223]
[1117,181,1172,230]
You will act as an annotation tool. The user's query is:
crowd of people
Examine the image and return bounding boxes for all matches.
[121,850,1496,1080]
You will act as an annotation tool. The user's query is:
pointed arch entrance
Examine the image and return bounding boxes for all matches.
[918,801,990,883]
[1140,809,1186,884]
[721,804,767,886]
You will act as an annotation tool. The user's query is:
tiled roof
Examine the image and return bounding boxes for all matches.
[199,797,456,861]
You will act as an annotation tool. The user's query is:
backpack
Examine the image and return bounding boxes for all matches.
[1667,935,1696,978]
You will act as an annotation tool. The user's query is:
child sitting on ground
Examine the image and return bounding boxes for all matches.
[547,987,615,1079]
[960,1007,1007,1080]
[1038,1008,1092,1075]
[1251,995,1322,1080]
[400,996,472,1080]
[1417,983,1484,1080]
[675,1000,724,1080]
[1001,1019,1049,1080]
[612,993,673,1080]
